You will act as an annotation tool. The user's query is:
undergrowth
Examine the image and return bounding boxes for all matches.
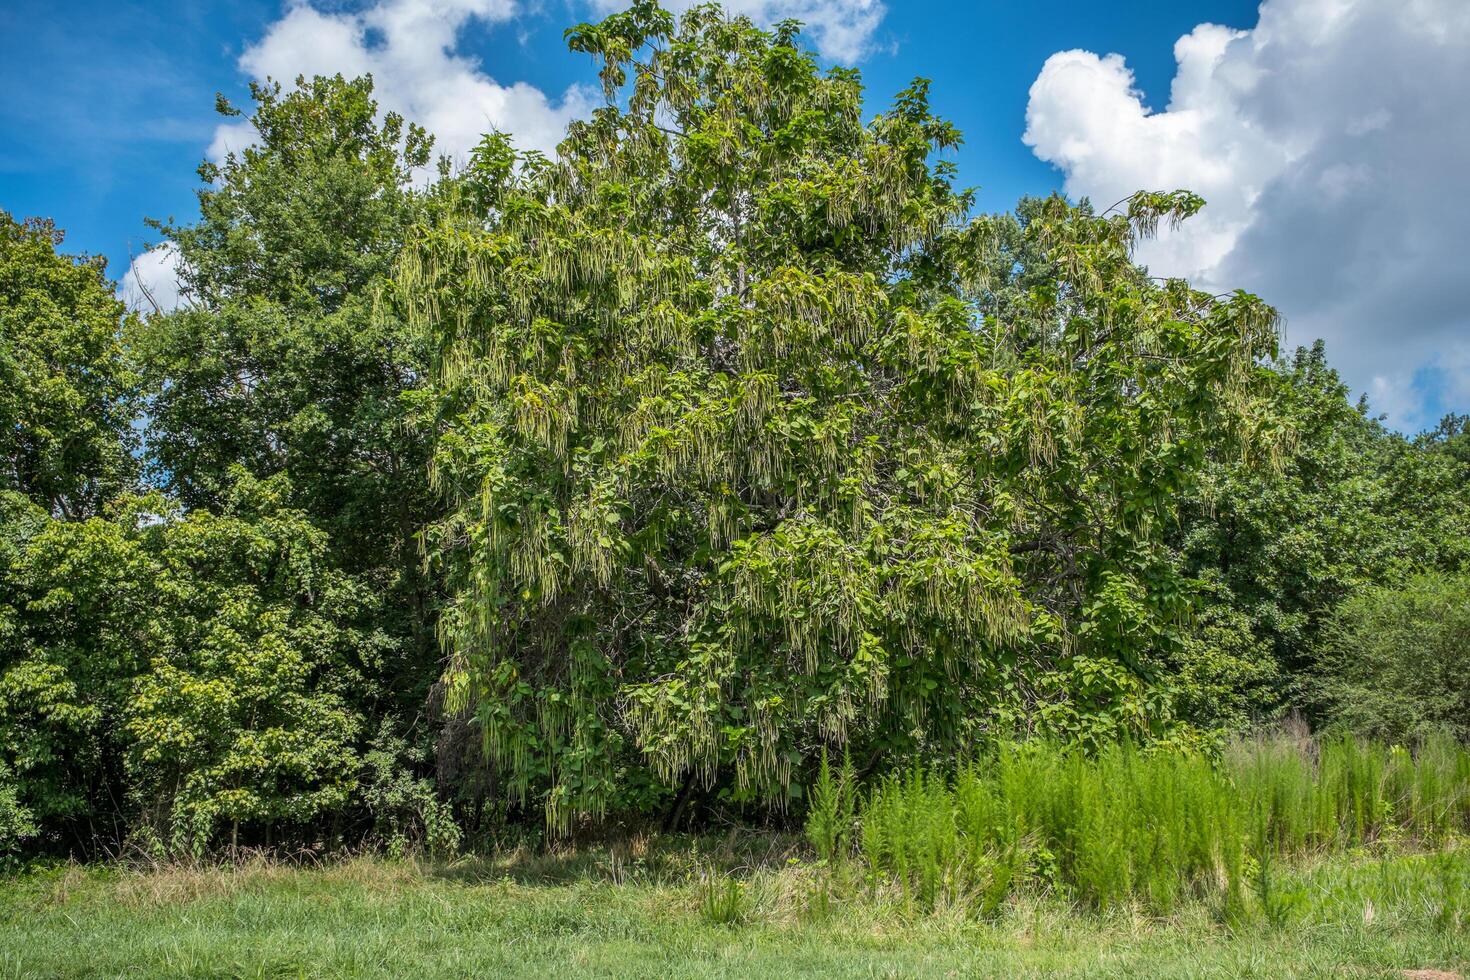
[816,732,1470,917]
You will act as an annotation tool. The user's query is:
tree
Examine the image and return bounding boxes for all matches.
[396,2,1280,828]
[0,760,35,857]
[1175,342,1470,722]
[0,471,381,853]
[123,472,377,853]
[0,489,153,841]
[131,74,444,715]
[160,74,432,313]
[1418,412,1470,473]
[2,74,456,856]
[0,212,137,518]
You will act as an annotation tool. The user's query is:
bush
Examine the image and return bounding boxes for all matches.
[1313,571,1470,741]
[1,472,383,854]
[0,761,36,856]
[360,719,461,860]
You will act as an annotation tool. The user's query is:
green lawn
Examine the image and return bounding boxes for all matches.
[1,844,1465,978]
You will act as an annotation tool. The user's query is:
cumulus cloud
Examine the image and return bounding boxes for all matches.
[120,243,185,314]
[133,0,890,315]
[210,0,598,168]
[586,0,886,62]
[212,0,886,173]
[1024,0,1470,430]
[137,0,599,312]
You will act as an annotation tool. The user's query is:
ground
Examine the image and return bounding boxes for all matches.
[0,841,1465,978]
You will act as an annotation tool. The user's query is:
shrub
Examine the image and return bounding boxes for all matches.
[1313,571,1470,741]
[361,719,462,860]
[2,472,382,854]
[0,761,36,856]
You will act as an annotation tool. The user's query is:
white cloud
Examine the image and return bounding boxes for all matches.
[1024,0,1470,431]
[120,243,184,314]
[213,0,597,169]
[153,0,889,318]
[586,0,886,63]
[208,0,890,171]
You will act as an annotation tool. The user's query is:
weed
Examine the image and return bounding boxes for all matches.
[699,870,745,926]
[827,733,1470,915]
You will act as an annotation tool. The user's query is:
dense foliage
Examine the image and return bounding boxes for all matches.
[397,4,1283,828]
[0,3,1465,856]
[1175,342,1470,727]
[0,213,136,517]
[1313,571,1470,741]
[2,76,442,856]
[131,75,442,700]
[1,473,379,853]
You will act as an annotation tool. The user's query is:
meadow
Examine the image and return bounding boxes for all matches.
[0,843,1464,978]
[3,733,1466,979]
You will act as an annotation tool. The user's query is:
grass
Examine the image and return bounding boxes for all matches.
[0,841,1465,978]
[843,733,1470,915]
[2,733,1466,977]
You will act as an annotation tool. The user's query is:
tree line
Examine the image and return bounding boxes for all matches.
[2,2,1467,858]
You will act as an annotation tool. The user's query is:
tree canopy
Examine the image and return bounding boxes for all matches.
[396,2,1281,826]
[0,2,1465,854]
[0,213,136,518]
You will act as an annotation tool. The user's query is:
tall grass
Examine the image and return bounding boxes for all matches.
[1231,732,1470,851]
[826,733,1470,913]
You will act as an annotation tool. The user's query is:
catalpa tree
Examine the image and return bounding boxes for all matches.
[395,1,1280,827]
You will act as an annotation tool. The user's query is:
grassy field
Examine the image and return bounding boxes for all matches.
[1,840,1465,979]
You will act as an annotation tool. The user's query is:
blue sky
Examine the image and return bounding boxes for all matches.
[3,0,1466,430]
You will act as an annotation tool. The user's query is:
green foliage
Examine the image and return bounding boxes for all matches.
[1167,588,1281,738]
[162,73,432,312]
[0,492,155,831]
[1421,412,1470,468]
[360,719,462,859]
[1229,731,1470,851]
[1175,343,1470,727]
[805,751,854,863]
[2,1,1468,861]
[0,212,137,517]
[129,74,446,795]
[1247,811,1304,929]
[398,2,1279,828]
[831,733,1470,915]
[124,474,374,851]
[1310,572,1470,741]
[698,871,746,926]
[856,743,1243,912]
[0,761,36,856]
[7,851,1465,977]
[0,470,382,852]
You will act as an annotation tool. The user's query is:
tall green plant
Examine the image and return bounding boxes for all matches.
[0,212,137,517]
[132,74,443,718]
[833,733,1470,914]
[0,471,382,853]
[805,751,854,863]
[1174,343,1470,730]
